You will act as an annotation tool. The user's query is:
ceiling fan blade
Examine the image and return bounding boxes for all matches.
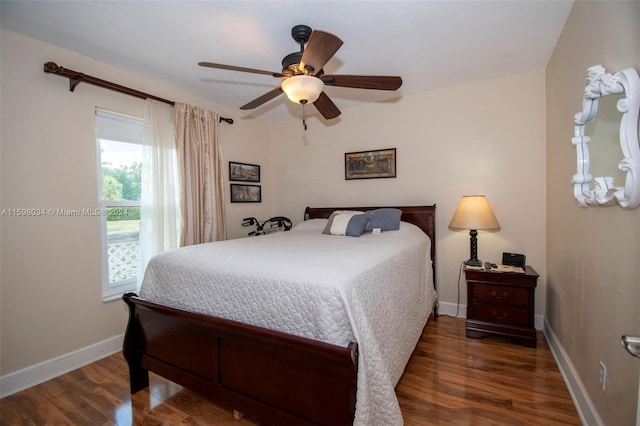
[240,87,284,110]
[321,74,402,91]
[300,30,343,75]
[313,91,341,120]
[199,62,284,78]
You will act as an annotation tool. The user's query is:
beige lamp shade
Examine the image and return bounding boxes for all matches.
[449,195,501,230]
[281,75,325,104]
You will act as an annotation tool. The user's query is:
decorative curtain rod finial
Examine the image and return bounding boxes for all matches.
[43,61,60,74]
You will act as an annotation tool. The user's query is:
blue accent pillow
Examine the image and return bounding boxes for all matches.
[345,213,369,237]
[364,208,402,231]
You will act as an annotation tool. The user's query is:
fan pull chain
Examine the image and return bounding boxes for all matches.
[301,100,308,130]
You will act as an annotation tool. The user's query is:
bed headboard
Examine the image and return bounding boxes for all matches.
[304,204,437,269]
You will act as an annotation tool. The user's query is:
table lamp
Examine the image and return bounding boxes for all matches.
[449,195,501,267]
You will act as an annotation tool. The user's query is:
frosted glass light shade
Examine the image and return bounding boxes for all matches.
[449,195,501,230]
[281,75,324,104]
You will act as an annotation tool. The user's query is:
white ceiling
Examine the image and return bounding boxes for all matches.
[1,0,574,122]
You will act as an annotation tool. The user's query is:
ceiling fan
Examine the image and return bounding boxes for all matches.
[199,24,402,128]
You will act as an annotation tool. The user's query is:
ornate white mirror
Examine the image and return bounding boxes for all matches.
[572,65,640,209]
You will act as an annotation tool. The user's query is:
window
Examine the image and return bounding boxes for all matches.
[96,109,144,301]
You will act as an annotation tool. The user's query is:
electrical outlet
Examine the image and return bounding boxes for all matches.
[599,361,607,391]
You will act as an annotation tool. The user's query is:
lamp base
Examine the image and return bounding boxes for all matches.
[465,229,482,267]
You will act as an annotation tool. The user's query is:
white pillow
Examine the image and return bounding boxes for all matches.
[291,218,328,232]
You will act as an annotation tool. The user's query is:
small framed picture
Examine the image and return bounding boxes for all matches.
[230,184,261,203]
[345,148,397,180]
[229,161,260,182]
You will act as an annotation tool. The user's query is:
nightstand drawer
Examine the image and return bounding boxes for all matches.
[471,303,529,327]
[470,284,528,307]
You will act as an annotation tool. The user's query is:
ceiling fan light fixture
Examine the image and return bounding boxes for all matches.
[281,75,324,104]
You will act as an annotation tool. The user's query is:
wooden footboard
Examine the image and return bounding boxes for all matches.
[122,293,358,426]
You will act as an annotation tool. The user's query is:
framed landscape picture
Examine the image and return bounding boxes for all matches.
[229,161,260,182]
[345,148,396,180]
[230,184,261,203]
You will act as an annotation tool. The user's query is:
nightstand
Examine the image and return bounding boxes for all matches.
[465,265,539,347]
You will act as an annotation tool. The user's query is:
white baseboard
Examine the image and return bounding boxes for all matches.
[436,300,544,330]
[543,320,603,426]
[436,300,466,318]
[0,334,124,398]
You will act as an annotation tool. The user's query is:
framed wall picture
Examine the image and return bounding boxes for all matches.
[345,148,396,180]
[230,184,261,203]
[229,161,260,182]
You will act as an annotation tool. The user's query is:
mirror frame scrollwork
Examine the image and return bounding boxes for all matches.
[572,65,640,209]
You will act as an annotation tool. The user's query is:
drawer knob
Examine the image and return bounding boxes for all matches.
[491,310,508,320]
[491,290,509,299]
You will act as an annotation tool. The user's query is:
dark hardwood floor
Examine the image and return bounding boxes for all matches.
[396,316,580,425]
[0,316,580,425]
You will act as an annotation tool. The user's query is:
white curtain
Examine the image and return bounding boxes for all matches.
[174,103,227,245]
[137,99,181,288]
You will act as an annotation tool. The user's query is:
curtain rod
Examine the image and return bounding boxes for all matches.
[43,62,234,125]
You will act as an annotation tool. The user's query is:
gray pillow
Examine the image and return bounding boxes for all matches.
[344,213,368,237]
[364,208,402,231]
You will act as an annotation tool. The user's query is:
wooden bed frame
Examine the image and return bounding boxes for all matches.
[122,205,436,425]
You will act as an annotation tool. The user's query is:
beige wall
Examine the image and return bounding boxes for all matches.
[267,71,547,318]
[0,30,271,375]
[546,1,640,424]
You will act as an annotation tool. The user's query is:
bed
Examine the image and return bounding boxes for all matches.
[122,205,437,425]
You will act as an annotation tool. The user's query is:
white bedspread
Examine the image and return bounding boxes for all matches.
[140,219,436,425]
